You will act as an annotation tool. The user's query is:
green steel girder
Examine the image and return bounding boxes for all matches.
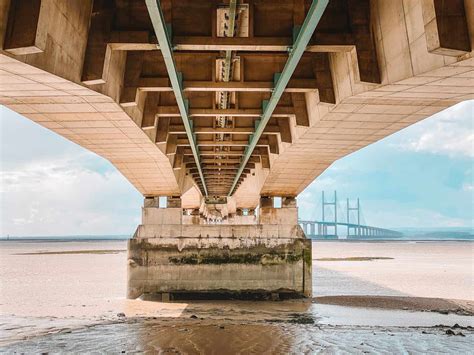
[145,0,208,196]
[228,0,329,196]
[222,0,238,82]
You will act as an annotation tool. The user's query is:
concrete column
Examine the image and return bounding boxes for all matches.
[144,196,159,208]
[282,196,297,208]
[128,194,312,300]
[141,196,183,225]
[167,196,182,208]
[183,208,201,225]
[259,196,273,208]
[258,196,298,225]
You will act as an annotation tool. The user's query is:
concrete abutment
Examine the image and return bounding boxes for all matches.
[127,197,312,300]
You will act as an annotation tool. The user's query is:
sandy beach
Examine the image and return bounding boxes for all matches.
[0,240,472,353]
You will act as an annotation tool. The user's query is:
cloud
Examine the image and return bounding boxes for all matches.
[0,157,142,236]
[1,106,143,236]
[463,183,473,192]
[395,100,473,158]
[363,203,470,229]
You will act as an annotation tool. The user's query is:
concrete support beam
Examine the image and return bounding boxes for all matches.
[3,0,45,55]
[259,196,274,208]
[422,0,471,56]
[282,196,297,208]
[259,196,299,225]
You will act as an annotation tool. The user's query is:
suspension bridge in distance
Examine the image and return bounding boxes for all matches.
[298,191,403,239]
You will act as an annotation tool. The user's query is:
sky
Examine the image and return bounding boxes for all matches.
[0,101,473,236]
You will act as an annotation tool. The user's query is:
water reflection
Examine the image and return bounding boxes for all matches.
[123,299,312,353]
[134,320,292,354]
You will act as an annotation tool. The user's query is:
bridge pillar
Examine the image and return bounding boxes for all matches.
[127,195,312,300]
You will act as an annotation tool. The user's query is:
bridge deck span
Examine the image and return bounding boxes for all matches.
[298,220,403,238]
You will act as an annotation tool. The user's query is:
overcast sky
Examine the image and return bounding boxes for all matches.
[1,100,473,236]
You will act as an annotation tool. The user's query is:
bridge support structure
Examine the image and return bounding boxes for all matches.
[321,191,338,238]
[127,196,312,300]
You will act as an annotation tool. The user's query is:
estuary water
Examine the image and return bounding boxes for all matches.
[0,240,473,353]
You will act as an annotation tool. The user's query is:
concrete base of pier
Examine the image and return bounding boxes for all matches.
[127,198,312,300]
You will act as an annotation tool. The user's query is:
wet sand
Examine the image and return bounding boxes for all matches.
[2,318,473,354]
[0,240,473,353]
[313,241,474,300]
[314,295,473,315]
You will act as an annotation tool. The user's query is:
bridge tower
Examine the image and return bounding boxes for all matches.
[346,198,361,237]
[321,191,338,238]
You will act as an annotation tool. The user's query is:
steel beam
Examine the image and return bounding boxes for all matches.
[228,0,329,196]
[223,0,237,81]
[145,0,208,196]
[154,107,295,117]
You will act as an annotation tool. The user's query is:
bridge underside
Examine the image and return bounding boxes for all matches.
[0,0,472,298]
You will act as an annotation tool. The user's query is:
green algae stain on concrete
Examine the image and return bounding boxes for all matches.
[168,250,305,265]
[169,253,262,265]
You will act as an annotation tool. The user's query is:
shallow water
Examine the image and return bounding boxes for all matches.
[2,319,473,354]
[0,240,473,352]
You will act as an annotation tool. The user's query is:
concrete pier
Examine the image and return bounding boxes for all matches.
[127,197,312,300]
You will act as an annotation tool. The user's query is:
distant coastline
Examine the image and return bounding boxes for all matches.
[0,232,472,242]
[0,235,131,242]
[311,231,473,241]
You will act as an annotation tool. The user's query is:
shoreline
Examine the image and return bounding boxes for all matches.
[1,238,472,243]
[313,295,474,316]
[1,311,472,353]
[1,239,472,352]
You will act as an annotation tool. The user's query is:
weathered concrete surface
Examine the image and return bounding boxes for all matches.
[127,234,312,299]
[128,205,311,299]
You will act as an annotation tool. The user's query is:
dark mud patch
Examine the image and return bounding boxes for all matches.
[288,313,316,324]
[13,250,126,255]
[313,295,474,316]
[315,257,394,261]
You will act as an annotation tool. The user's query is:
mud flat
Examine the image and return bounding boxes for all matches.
[314,295,473,315]
[0,240,473,353]
[1,317,473,354]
